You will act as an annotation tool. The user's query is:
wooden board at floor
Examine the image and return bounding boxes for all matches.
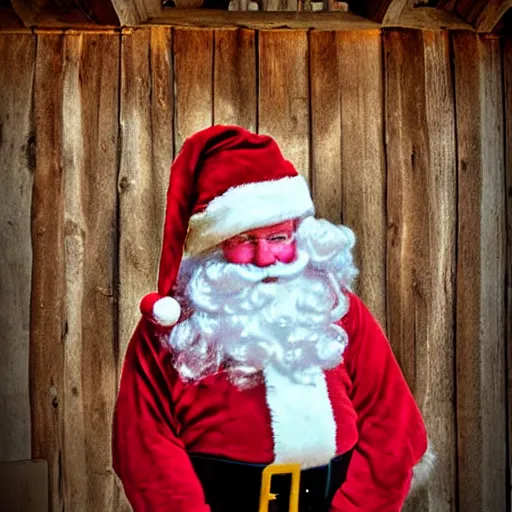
[60,32,119,512]
[173,28,213,151]
[337,30,386,329]
[0,460,48,512]
[213,29,256,131]
[31,33,66,512]
[258,30,309,181]
[0,33,35,462]
[117,27,173,510]
[384,29,457,512]
[452,31,507,512]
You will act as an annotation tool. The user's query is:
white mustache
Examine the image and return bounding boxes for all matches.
[233,250,310,281]
[195,250,310,290]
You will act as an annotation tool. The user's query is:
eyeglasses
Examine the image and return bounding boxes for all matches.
[223,232,295,249]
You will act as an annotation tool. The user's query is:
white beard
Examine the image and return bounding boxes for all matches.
[163,217,358,388]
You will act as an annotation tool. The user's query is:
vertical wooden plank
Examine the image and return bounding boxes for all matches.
[79,32,119,512]
[309,31,342,224]
[174,28,213,151]
[504,35,512,512]
[117,27,173,509]
[418,30,457,512]
[119,27,151,361]
[338,30,386,329]
[31,33,65,512]
[150,27,174,226]
[213,29,256,131]
[385,29,457,512]
[453,32,507,512]
[60,32,120,512]
[61,34,88,510]
[259,30,309,180]
[385,28,427,391]
[0,33,35,462]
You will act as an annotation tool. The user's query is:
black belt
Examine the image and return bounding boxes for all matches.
[191,451,353,512]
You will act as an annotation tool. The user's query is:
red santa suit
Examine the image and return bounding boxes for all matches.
[112,126,432,512]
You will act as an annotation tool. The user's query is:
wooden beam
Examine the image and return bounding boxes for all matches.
[396,6,472,30]
[365,0,410,24]
[150,10,379,28]
[147,8,472,29]
[110,0,161,25]
[475,0,512,32]
[0,7,25,29]
[10,0,120,27]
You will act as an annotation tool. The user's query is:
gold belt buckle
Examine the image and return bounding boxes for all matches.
[259,463,301,512]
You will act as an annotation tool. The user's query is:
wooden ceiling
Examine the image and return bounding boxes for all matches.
[0,0,510,31]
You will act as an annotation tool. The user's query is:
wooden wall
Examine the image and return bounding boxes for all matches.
[0,26,509,512]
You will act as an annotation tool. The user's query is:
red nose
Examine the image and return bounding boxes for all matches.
[254,239,276,267]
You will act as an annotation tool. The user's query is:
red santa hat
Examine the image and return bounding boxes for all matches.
[140,125,315,327]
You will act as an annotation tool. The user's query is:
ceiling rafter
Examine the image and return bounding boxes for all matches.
[474,0,512,31]
[10,0,120,26]
[364,0,410,24]
[110,0,162,25]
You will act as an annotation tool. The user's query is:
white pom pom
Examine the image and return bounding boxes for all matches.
[153,296,181,326]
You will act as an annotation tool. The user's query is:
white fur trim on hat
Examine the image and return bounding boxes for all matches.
[153,296,181,327]
[185,175,315,256]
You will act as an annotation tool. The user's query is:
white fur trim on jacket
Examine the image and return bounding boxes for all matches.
[263,365,337,470]
[185,175,315,256]
[409,441,436,495]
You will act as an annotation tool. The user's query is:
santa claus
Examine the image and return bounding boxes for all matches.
[112,125,434,512]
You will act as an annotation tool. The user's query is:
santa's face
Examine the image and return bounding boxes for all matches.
[166,217,358,388]
[220,220,297,267]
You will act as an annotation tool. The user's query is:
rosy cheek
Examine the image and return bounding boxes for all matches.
[222,244,255,264]
[272,242,297,263]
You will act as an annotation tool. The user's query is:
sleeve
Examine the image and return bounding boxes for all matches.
[112,319,211,512]
[330,293,429,512]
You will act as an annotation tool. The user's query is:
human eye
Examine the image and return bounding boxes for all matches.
[267,233,293,244]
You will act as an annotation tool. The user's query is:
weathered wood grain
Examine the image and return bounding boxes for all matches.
[174,28,213,151]
[337,30,386,329]
[309,31,342,225]
[0,34,35,463]
[31,33,66,512]
[150,27,174,210]
[60,32,119,512]
[385,29,457,512]
[213,29,256,131]
[61,34,89,511]
[453,32,507,512]
[259,30,309,180]
[119,28,153,360]
[118,26,151,426]
[504,35,512,512]
[149,8,472,30]
[111,0,161,25]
